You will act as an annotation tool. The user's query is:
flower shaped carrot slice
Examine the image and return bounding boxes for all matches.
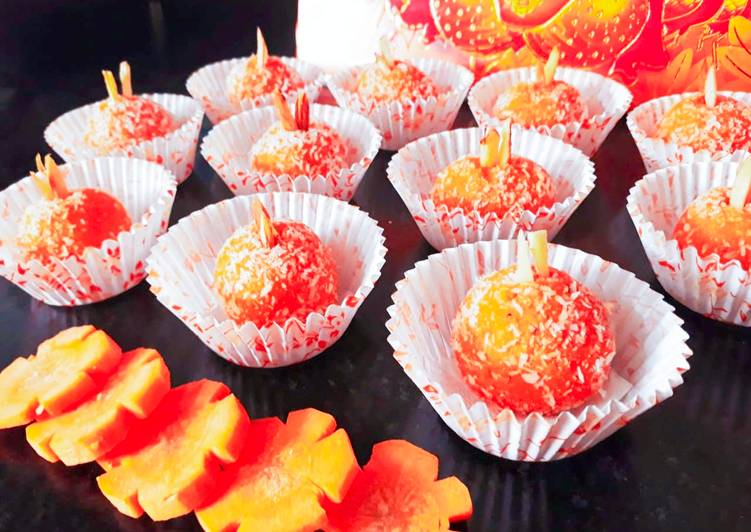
[96,380,250,521]
[0,326,122,429]
[325,439,473,531]
[195,408,359,532]
[26,348,170,466]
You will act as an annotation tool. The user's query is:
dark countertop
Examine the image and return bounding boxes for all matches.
[0,1,749,531]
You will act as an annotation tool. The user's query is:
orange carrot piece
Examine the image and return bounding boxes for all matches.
[195,408,359,532]
[96,380,250,521]
[0,326,122,429]
[26,348,170,465]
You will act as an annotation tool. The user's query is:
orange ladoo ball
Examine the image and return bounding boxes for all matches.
[226,56,304,105]
[430,155,556,220]
[16,189,132,263]
[492,80,586,127]
[213,219,339,326]
[673,187,751,270]
[249,122,349,177]
[84,95,176,154]
[355,59,439,104]
[451,267,615,416]
[655,95,751,153]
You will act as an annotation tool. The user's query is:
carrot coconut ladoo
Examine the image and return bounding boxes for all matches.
[15,155,132,263]
[674,158,751,271]
[227,27,304,105]
[430,125,556,220]
[249,90,349,178]
[655,66,751,154]
[324,439,472,531]
[213,199,339,326]
[492,47,586,127]
[195,408,359,532]
[0,326,122,429]
[451,231,616,416]
[84,61,177,153]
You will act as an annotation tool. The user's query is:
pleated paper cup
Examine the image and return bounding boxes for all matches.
[327,58,473,150]
[387,126,596,251]
[201,103,381,200]
[386,240,691,461]
[627,161,751,326]
[186,57,325,124]
[146,192,386,367]
[627,91,751,172]
[0,158,177,306]
[44,94,203,184]
[469,67,632,157]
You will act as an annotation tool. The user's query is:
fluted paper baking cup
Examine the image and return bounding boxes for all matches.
[0,158,177,306]
[627,91,751,172]
[201,103,381,200]
[387,126,596,250]
[186,57,325,124]
[386,240,691,461]
[627,161,751,326]
[146,192,386,367]
[327,58,473,150]
[44,94,203,184]
[468,67,632,157]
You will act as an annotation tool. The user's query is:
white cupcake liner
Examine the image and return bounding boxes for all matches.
[627,161,751,326]
[386,240,691,461]
[327,57,473,150]
[627,91,751,172]
[0,158,177,306]
[186,57,325,124]
[469,67,633,157]
[146,192,386,367]
[44,94,203,184]
[200,103,382,200]
[387,126,596,250]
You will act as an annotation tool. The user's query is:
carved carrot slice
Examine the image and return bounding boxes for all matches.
[325,439,473,531]
[26,348,170,465]
[195,408,359,532]
[96,380,250,521]
[0,326,122,429]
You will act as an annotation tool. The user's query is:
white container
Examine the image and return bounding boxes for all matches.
[201,104,381,200]
[327,57,473,150]
[387,240,691,461]
[0,158,177,306]
[627,161,751,326]
[146,192,387,367]
[44,94,203,184]
[387,126,596,250]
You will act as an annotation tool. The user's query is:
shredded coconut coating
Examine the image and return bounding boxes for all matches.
[430,155,555,220]
[213,220,339,327]
[249,122,349,178]
[83,96,176,154]
[656,95,751,153]
[451,267,615,416]
[492,80,586,127]
[673,187,751,271]
[16,189,132,263]
[226,56,304,105]
[355,59,439,104]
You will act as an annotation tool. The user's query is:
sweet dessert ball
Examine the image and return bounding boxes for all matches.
[226,28,304,105]
[451,233,615,416]
[84,62,176,154]
[213,201,339,326]
[16,155,132,263]
[430,128,556,220]
[492,47,586,127]
[250,92,349,177]
[355,46,439,104]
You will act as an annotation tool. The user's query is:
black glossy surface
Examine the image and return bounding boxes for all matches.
[0,2,750,531]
